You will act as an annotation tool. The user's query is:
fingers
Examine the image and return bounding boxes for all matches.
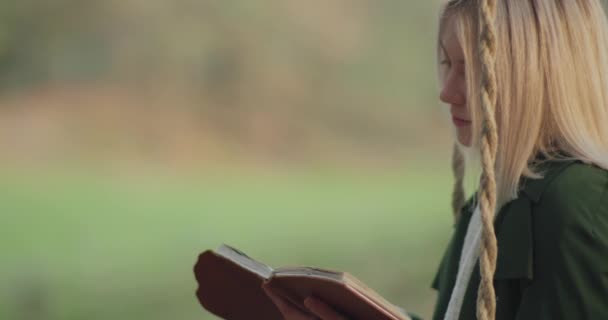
[262,284,316,320]
[262,283,349,320]
[304,296,349,320]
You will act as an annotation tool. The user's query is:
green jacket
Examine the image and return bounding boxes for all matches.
[429,159,608,320]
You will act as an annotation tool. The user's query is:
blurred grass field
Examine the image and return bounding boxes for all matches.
[0,163,456,320]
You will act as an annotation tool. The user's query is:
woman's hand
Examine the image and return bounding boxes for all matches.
[262,284,349,320]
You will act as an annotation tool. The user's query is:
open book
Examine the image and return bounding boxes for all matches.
[193,244,411,320]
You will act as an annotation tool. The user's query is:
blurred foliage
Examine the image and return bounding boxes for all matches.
[0,0,442,100]
[0,0,454,166]
[0,0,443,105]
[0,0,112,87]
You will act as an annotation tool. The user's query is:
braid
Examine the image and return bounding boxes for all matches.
[451,143,466,225]
[477,0,499,319]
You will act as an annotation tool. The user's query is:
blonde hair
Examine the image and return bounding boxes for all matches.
[443,0,608,209]
[440,0,608,319]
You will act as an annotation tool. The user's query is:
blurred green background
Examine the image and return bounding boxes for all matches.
[0,0,483,319]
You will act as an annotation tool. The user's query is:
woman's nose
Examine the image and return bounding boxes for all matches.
[440,76,466,106]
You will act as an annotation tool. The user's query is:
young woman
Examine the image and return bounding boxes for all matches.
[263,0,608,319]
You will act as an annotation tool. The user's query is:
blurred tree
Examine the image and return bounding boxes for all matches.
[0,0,113,90]
[0,0,451,156]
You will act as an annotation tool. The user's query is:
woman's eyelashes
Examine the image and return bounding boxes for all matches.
[439,59,453,79]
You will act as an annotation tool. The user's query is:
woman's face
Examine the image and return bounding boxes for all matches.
[439,17,472,147]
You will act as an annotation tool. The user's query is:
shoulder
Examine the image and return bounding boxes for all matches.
[538,161,608,214]
[533,161,608,243]
[514,162,608,319]
[545,161,608,195]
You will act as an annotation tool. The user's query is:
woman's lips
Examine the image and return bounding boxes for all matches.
[452,116,471,127]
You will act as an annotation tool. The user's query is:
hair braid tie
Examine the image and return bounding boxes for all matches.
[477,0,499,319]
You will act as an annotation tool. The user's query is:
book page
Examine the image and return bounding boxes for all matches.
[273,266,343,281]
[215,244,274,279]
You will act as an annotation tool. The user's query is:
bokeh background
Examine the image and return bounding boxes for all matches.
[0,0,490,319]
